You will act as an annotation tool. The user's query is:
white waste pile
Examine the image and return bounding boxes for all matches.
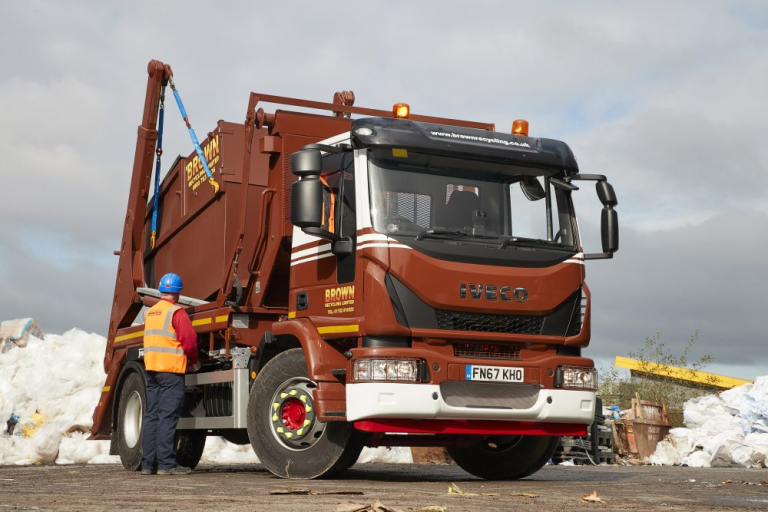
[0,319,411,466]
[650,376,768,468]
[0,325,114,465]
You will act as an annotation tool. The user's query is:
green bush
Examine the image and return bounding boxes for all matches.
[598,331,718,427]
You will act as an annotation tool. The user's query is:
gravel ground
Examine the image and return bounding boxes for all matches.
[1,462,767,511]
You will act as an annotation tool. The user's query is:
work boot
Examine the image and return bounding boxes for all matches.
[140,467,157,475]
[157,465,192,475]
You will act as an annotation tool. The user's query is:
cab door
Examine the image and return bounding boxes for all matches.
[289,150,359,320]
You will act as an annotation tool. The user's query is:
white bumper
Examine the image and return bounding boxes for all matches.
[346,383,596,424]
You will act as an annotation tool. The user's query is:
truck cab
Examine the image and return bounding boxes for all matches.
[283,115,618,478]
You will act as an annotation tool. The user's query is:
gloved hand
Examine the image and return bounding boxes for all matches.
[188,361,202,373]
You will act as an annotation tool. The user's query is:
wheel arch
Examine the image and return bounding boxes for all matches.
[269,319,347,382]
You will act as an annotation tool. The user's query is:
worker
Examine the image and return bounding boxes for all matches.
[140,273,200,475]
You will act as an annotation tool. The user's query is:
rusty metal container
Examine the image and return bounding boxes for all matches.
[613,394,671,459]
[142,121,268,302]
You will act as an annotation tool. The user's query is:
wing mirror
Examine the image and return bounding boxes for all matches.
[568,174,619,259]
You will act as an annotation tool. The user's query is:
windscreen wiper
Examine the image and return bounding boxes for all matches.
[415,229,499,242]
[498,237,567,249]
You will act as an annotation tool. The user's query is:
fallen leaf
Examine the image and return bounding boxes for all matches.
[581,491,607,504]
[722,479,733,485]
[448,482,477,496]
[511,493,539,498]
[480,493,500,497]
[414,507,447,512]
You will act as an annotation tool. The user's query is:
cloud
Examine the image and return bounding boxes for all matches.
[1,1,766,379]
[585,209,768,369]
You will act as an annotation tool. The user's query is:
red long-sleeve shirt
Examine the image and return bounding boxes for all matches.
[159,298,198,365]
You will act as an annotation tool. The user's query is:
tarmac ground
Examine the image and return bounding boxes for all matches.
[1,462,767,511]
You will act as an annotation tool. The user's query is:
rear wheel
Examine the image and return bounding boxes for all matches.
[447,435,560,480]
[247,348,364,479]
[117,372,145,471]
[116,370,206,471]
[174,430,206,469]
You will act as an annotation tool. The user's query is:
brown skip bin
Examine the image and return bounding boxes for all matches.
[613,393,672,459]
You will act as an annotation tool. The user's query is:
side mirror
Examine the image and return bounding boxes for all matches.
[569,174,619,260]
[292,149,322,177]
[332,236,354,256]
[601,207,619,253]
[596,181,617,207]
[291,148,324,229]
[291,178,323,228]
[521,176,545,201]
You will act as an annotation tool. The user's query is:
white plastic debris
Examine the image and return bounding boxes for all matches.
[650,376,768,468]
[0,318,44,354]
[201,437,259,464]
[357,447,413,464]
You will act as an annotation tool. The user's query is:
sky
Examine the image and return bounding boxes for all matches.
[1,1,766,380]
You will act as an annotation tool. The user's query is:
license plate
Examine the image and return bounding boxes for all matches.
[465,365,524,383]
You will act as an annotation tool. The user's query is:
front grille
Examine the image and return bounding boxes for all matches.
[440,381,539,409]
[453,342,521,360]
[436,310,544,334]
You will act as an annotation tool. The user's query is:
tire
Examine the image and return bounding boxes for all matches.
[247,348,364,479]
[116,370,206,471]
[175,430,206,469]
[447,435,560,480]
[220,429,251,445]
[117,372,146,471]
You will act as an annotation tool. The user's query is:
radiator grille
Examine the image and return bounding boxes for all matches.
[436,310,543,335]
[440,381,539,409]
[453,342,521,360]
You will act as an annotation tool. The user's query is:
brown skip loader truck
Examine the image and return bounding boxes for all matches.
[90,59,619,479]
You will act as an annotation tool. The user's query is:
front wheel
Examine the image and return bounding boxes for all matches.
[247,348,364,479]
[447,435,560,480]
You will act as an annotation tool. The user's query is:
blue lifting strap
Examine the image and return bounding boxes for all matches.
[168,76,219,194]
[150,86,166,250]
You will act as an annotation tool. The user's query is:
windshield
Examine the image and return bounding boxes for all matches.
[368,149,578,252]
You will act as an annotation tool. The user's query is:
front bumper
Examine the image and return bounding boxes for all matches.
[346,382,596,424]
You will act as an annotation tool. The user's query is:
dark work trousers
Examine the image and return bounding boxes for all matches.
[142,371,185,470]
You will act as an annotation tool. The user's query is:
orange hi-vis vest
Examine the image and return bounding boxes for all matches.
[143,300,187,374]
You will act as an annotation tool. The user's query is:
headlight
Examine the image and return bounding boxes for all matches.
[556,366,598,390]
[354,358,420,382]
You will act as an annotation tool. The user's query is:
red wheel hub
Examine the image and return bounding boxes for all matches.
[281,398,306,430]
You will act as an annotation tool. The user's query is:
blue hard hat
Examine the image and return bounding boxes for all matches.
[158,273,183,293]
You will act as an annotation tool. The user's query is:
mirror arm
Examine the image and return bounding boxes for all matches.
[584,252,614,260]
[567,174,607,182]
[551,178,579,191]
[302,227,341,242]
[302,143,352,154]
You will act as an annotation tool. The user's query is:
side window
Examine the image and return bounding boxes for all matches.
[320,152,355,237]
